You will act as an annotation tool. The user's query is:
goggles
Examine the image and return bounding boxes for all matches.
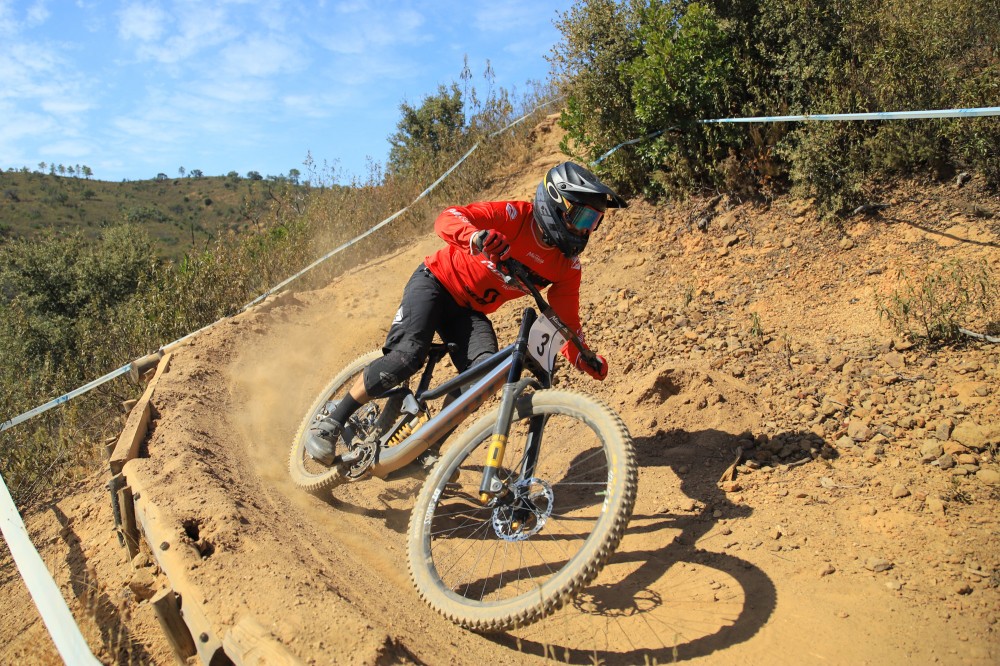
[564,203,604,235]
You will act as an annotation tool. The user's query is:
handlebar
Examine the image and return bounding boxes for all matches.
[495,259,604,373]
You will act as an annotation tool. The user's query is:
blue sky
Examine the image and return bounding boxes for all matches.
[0,0,572,183]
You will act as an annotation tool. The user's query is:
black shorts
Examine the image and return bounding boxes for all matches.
[383,264,498,372]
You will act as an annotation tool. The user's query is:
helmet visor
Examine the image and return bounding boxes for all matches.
[565,203,604,235]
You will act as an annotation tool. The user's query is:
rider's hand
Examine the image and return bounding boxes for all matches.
[561,340,609,381]
[471,229,511,262]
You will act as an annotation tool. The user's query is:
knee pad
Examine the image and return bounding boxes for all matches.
[363,350,423,398]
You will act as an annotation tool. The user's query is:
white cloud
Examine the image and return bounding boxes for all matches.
[0,1,17,36]
[118,2,169,42]
[39,138,92,159]
[472,1,536,33]
[317,6,426,55]
[40,97,93,115]
[221,33,300,77]
[0,107,58,144]
[26,0,50,26]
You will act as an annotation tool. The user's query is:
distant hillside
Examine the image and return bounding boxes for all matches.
[0,170,309,260]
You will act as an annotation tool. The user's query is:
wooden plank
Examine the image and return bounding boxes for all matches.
[128,466,223,665]
[109,353,172,475]
[117,485,140,561]
[151,588,197,664]
[223,616,304,666]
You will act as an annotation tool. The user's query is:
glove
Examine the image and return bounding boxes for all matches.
[470,229,510,262]
[560,340,609,381]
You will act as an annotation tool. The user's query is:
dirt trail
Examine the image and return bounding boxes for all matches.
[2,117,998,665]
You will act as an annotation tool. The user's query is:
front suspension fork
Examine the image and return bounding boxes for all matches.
[479,308,539,504]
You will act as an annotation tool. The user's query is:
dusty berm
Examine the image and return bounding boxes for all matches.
[2,117,998,664]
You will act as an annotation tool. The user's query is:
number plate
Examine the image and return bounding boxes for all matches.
[527,316,566,373]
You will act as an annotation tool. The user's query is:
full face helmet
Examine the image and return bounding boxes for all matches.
[533,162,627,257]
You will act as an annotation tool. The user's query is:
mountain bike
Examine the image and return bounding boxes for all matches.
[288,260,637,632]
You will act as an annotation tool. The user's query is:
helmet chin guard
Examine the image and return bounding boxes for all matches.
[532,162,627,257]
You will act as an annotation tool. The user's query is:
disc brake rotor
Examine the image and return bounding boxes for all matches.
[492,478,553,542]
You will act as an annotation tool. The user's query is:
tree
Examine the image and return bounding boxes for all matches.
[247,171,263,181]
[288,168,301,185]
[387,83,466,175]
[178,166,186,178]
[190,169,203,178]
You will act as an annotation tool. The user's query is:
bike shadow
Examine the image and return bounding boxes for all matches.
[491,427,784,663]
[316,468,429,535]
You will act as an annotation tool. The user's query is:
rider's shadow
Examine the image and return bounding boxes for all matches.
[492,427,789,663]
[319,470,429,535]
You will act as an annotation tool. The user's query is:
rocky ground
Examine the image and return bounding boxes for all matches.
[2,116,998,664]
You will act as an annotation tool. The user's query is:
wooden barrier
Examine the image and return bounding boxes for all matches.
[112,348,302,664]
[151,588,198,664]
[110,353,172,476]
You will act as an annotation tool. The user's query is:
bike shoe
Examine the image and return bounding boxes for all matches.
[305,418,344,466]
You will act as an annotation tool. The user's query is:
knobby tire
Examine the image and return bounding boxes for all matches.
[407,388,637,632]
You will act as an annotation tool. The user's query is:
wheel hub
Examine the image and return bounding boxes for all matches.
[492,478,553,542]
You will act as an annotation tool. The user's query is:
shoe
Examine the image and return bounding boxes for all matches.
[305,418,343,466]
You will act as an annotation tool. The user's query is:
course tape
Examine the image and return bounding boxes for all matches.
[4,102,998,433]
[702,106,1000,123]
[0,363,132,434]
[591,106,1000,164]
[1,98,561,435]
[0,480,103,664]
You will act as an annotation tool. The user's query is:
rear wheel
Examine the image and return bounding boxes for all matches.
[407,389,637,632]
[288,349,398,494]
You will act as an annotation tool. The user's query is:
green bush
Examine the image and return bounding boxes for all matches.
[552,0,1000,210]
[550,0,647,194]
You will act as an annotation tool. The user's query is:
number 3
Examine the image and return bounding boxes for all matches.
[536,332,550,356]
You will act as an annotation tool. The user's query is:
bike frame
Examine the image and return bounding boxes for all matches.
[364,259,591,501]
[366,308,548,480]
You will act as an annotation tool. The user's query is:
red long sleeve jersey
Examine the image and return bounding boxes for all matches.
[424,201,583,334]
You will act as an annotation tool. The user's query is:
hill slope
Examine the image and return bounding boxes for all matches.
[1,116,998,664]
[0,171,304,259]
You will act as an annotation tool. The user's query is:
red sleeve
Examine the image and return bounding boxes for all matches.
[546,265,582,336]
[434,202,513,252]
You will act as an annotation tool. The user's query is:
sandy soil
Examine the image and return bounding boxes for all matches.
[2,116,999,665]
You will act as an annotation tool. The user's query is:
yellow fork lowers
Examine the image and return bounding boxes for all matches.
[479,433,508,504]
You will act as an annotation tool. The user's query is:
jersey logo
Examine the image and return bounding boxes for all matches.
[506,203,517,220]
[463,285,500,306]
[526,251,544,264]
[571,257,582,270]
[393,307,403,324]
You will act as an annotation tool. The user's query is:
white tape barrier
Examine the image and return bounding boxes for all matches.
[1,99,561,434]
[0,479,102,664]
[1,364,132,434]
[592,105,1000,164]
[702,106,1000,123]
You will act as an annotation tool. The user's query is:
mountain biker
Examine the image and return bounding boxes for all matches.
[306,161,627,465]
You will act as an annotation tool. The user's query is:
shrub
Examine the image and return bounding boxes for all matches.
[877,259,1000,344]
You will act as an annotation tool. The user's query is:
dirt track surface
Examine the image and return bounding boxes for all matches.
[3,118,999,664]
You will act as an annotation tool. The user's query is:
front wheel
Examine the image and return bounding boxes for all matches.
[407,389,637,632]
